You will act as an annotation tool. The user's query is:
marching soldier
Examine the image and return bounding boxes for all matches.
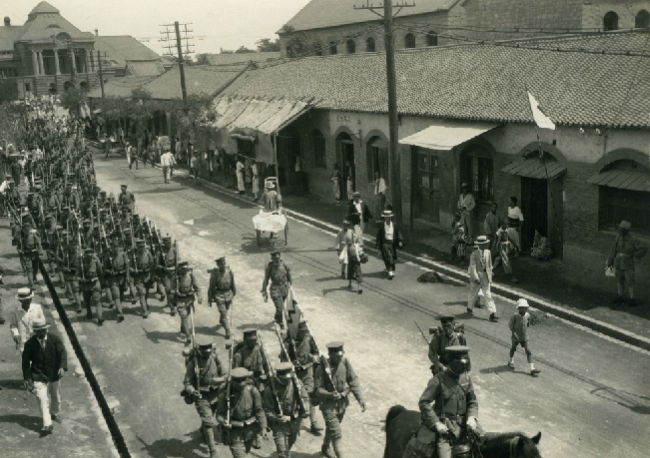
[261,251,292,329]
[279,321,323,435]
[156,236,177,315]
[216,367,268,458]
[119,184,135,213]
[314,341,366,458]
[80,247,105,325]
[407,346,481,458]
[60,237,83,313]
[105,238,130,322]
[207,256,236,339]
[173,261,202,345]
[19,220,43,289]
[262,361,310,458]
[428,316,468,376]
[132,239,154,318]
[182,337,225,458]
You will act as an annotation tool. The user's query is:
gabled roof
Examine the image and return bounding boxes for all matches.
[125,61,165,77]
[0,26,22,52]
[89,34,161,70]
[17,5,89,42]
[220,32,650,128]
[86,76,159,98]
[29,1,60,16]
[205,52,281,67]
[281,0,456,32]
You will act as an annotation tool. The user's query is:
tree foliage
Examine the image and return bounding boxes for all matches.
[195,53,210,65]
[256,38,281,52]
[0,79,19,104]
[280,25,315,58]
[234,46,255,54]
[59,87,87,115]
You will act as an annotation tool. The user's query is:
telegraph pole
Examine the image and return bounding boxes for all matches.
[174,22,188,105]
[354,1,414,227]
[97,50,105,98]
[161,21,195,107]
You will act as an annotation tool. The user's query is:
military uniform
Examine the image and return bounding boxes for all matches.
[80,248,104,325]
[314,342,365,458]
[183,340,225,458]
[428,316,467,375]
[156,238,177,314]
[174,262,201,344]
[106,241,130,322]
[207,257,235,338]
[262,362,310,458]
[19,222,43,288]
[216,368,268,458]
[232,330,268,392]
[132,240,154,318]
[261,253,291,328]
[119,185,135,213]
[279,322,322,434]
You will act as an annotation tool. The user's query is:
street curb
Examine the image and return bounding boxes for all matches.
[92,145,650,352]
[39,261,132,458]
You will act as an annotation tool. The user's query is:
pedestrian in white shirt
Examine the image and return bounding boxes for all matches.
[507,196,524,256]
[251,162,260,201]
[374,171,387,216]
[236,158,245,195]
[9,288,45,354]
[457,183,476,242]
[160,150,176,184]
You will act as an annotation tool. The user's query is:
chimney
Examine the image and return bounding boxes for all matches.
[4,17,10,27]
[95,29,98,37]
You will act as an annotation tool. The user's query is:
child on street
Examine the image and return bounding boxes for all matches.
[508,298,541,376]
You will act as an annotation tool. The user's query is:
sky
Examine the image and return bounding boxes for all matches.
[3,0,311,56]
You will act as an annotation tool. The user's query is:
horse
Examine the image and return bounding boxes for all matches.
[383,405,542,458]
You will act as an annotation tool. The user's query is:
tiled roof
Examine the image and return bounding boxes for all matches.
[205,52,281,67]
[18,7,89,42]
[0,26,22,52]
[125,60,165,77]
[219,32,650,128]
[88,66,244,100]
[281,0,456,32]
[29,1,59,15]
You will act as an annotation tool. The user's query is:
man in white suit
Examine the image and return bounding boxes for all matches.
[467,236,499,322]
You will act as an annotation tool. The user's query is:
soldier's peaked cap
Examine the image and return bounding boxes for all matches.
[84,247,94,254]
[298,321,309,331]
[135,239,145,246]
[446,345,470,357]
[178,261,189,269]
[215,256,225,262]
[271,250,282,256]
[326,341,344,354]
[162,236,172,243]
[231,367,251,380]
[276,362,293,375]
[242,328,257,337]
[440,316,455,324]
[197,337,214,348]
[120,184,127,188]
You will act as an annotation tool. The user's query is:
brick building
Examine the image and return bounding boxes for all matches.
[278,0,650,57]
[208,31,650,285]
[0,2,164,98]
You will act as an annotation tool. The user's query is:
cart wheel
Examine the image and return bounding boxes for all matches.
[256,230,261,246]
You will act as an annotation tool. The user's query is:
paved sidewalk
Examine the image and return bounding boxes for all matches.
[93,142,650,345]
[0,220,117,458]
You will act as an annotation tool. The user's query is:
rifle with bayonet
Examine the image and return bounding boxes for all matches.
[274,323,308,416]
[301,318,336,393]
[257,331,283,417]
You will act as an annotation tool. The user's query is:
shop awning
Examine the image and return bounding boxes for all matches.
[213,98,311,135]
[502,158,566,179]
[586,170,650,191]
[399,120,499,151]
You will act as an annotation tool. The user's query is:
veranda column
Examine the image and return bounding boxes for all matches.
[38,51,45,75]
[54,49,61,75]
[70,48,77,74]
[32,50,39,75]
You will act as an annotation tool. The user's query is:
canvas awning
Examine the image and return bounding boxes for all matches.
[586,170,650,192]
[502,158,566,179]
[399,120,499,151]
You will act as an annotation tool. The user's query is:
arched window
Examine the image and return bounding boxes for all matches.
[366,37,376,52]
[366,136,389,183]
[603,11,619,31]
[404,33,416,48]
[312,43,322,56]
[311,129,326,168]
[636,10,650,28]
[329,41,338,55]
[426,31,438,47]
[346,39,356,54]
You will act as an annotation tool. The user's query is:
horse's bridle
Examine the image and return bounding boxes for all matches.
[509,436,520,458]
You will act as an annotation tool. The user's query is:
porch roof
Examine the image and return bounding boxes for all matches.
[586,170,650,192]
[502,157,566,179]
[398,120,499,151]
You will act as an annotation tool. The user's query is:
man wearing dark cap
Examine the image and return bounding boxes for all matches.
[216,367,268,457]
[106,238,130,322]
[279,321,323,435]
[428,316,467,376]
[314,341,365,458]
[132,239,155,318]
[156,236,178,315]
[183,337,225,458]
[347,191,372,243]
[261,251,292,329]
[208,256,236,339]
[411,346,480,458]
[174,261,202,345]
[608,220,646,306]
[81,247,105,325]
[22,318,67,435]
[233,329,268,389]
[119,184,135,213]
[263,361,309,458]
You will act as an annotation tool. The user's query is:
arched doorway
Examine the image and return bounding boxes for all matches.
[336,132,355,199]
[277,125,304,193]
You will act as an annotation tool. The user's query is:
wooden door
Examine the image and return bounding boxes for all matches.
[417,150,440,222]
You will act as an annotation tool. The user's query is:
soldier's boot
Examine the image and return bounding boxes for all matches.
[58,270,66,288]
[74,292,83,313]
[86,299,93,319]
[105,287,115,309]
[310,405,323,435]
[139,294,149,318]
[252,433,261,449]
[114,297,125,322]
[332,438,345,458]
[321,436,335,458]
[95,299,104,326]
[202,426,218,458]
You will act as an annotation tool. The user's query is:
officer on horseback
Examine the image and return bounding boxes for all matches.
[406,345,480,458]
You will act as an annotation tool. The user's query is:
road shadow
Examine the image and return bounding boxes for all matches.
[315,275,343,283]
[443,301,467,306]
[136,430,204,458]
[0,379,27,391]
[591,387,650,415]
[0,413,42,433]
[321,285,354,296]
[141,327,184,345]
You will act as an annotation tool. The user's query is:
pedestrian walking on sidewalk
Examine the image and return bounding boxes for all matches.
[331,163,342,204]
[236,157,245,194]
[467,236,499,322]
[607,220,647,307]
[508,299,541,376]
[457,183,475,242]
[251,161,260,201]
[506,197,524,257]
[492,222,519,283]
[335,220,353,279]
[347,192,372,245]
[22,318,67,435]
[160,150,175,184]
[376,209,403,280]
[10,288,45,354]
